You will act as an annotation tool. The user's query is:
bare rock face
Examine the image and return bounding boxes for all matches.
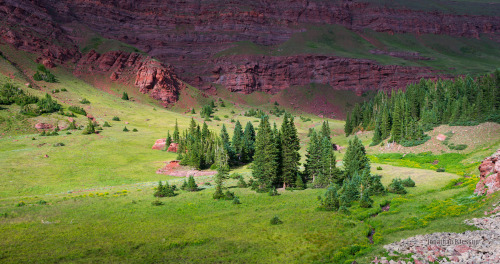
[208,55,441,94]
[135,60,185,106]
[35,123,53,131]
[75,50,185,106]
[152,138,166,150]
[167,143,178,153]
[475,149,500,196]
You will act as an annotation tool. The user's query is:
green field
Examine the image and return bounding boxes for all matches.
[1,44,499,263]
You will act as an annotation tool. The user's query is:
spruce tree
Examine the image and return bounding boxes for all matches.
[304,130,321,182]
[281,114,300,188]
[321,120,331,140]
[214,140,230,199]
[359,189,373,208]
[166,131,172,149]
[319,185,340,211]
[241,121,256,162]
[121,92,129,100]
[344,113,353,136]
[232,120,244,161]
[343,136,370,179]
[252,116,277,190]
[173,119,180,143]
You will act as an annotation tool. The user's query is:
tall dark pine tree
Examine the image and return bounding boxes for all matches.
[304,130,322,183]
[213,138,230,199]
[220,124,235,164]
[344,113,353,136]
[252,116,277,189]
[281,114,300,188]
[242,121,256,162]
[173,119,180,143]
[166,131,172,149]
[314,136,339,187]
[232,120,244,161]
[321,120,331,140]
[343,136,370,179]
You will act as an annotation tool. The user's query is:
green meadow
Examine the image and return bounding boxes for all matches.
[0,45,499,263]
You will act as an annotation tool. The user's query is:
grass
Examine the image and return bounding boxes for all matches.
[215,24,500,75]
[1,40,499,263]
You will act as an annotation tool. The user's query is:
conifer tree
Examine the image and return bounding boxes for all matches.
[173,119,180,143]
[214,139,230,199]
[252,116,277,190]
[359,189,373,208]
[232,120,244,161]
[321,120,331,140]
[343,136,370,179]
[166,131,172,149]
[241,121,256,162]
[281,114,300,188]
[304,130,322,182]
[121,92,129,100]
[344,113,353,136]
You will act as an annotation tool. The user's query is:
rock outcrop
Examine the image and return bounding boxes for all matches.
[207,55,441,94]
[34,123,53,131]
[152,138,166,150]
[75,50,184,106]
[475,149,500,196]
[167,143,178,153]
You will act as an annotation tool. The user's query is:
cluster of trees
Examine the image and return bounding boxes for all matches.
[33,65,57,83]
[345,72,500,146]
[172,118,256,170]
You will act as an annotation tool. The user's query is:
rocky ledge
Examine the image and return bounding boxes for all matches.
[475,149,500,196]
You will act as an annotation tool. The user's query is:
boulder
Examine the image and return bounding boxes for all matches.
[167,143,179,152]
[475,149,500,195]
[152,138,166,150]
[35,123,53,131]
[436,134,447,141]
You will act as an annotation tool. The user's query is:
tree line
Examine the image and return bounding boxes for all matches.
[344,71,500,146]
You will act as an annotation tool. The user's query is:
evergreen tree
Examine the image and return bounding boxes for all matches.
[232,120,244,161]
[214,140,230,199]
[359,189,373,208]
[387,178,407,194]
[343,136,370,178]
[321,120,331,140]
[252,116,277,190]
[281,114,300,188]
[220,124,235,164]
[121,92,129,100]
[82,119,95,135]
[173,119,180,143]
[241,121,256,162]
[166,131,172,149]
[185,175,199,191]
[344,113,353,136]
[319,185,340,211]
[304,130,322,182]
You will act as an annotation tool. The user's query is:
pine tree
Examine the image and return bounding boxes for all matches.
[314,136,339,187]
[241,121,256,162]
[220,124,235,164]
[186,175,199,191]
[343,136,370,178]
[281,114,300,188]
[166,131,172,149]
[252,116,277,190]
[304,130,322,183]
[321,120,331,140]
[319,185,340,211]
[344,113,353,136]
[173,119,180,143]
[121,92,129,100]
[214,139,230,199]
[232,120,244,161]
[359,189,373,208]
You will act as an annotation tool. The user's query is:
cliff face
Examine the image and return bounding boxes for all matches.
[207,55,440,94]
[475,149,500,196]
[1,0,499,102]
[75,50,184,106]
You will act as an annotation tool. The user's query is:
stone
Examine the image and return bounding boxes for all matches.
[167,143,179,153]
[35,123,53,131]
[475,149,500,195]
[152,138,166,150]
[436,134,447,141]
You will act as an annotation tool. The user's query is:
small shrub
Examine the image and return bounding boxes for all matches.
[121,92,129,100]
[224,190,235,200]
[268,187,280,196]
[338,205,350,215]
[230,110,235,114]
[359,190,373,208]
[232,197,241,204]
[213,116,221,121]
[223,115,229,118]
[103,121,111,127]
[448,143,467,150]
[132,128,138,132]
[185,175,199,192]
[112,116,120,121]
[82,120,95,135]
[230,173,242,179]
[61,88,67,92]
[237,176,247,188]
[270,216,283,225]
[154,181,176,197]
[53,142,65,147]
[16,201,26,207]
[402,177,416,187]
[79,98,90,104]
[230,119,235,123]
[68,106,87,116]
[387,178,407,194]
[151,200,164,206]
[436,168,446,172]
[204,182,211,186]
[123,126,129,132]
[295,175,305,190]
[37,200,47,205]
[376,166,382,170]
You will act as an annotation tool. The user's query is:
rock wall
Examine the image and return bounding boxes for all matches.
[75,50,184,106]
[475,149,500,196]
[208,55,440,94]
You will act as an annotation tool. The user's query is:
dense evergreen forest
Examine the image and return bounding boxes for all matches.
[344,70,500,146]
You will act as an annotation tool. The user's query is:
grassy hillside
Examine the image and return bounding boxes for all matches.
[217,24,500,75]
[1,45,499,263]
